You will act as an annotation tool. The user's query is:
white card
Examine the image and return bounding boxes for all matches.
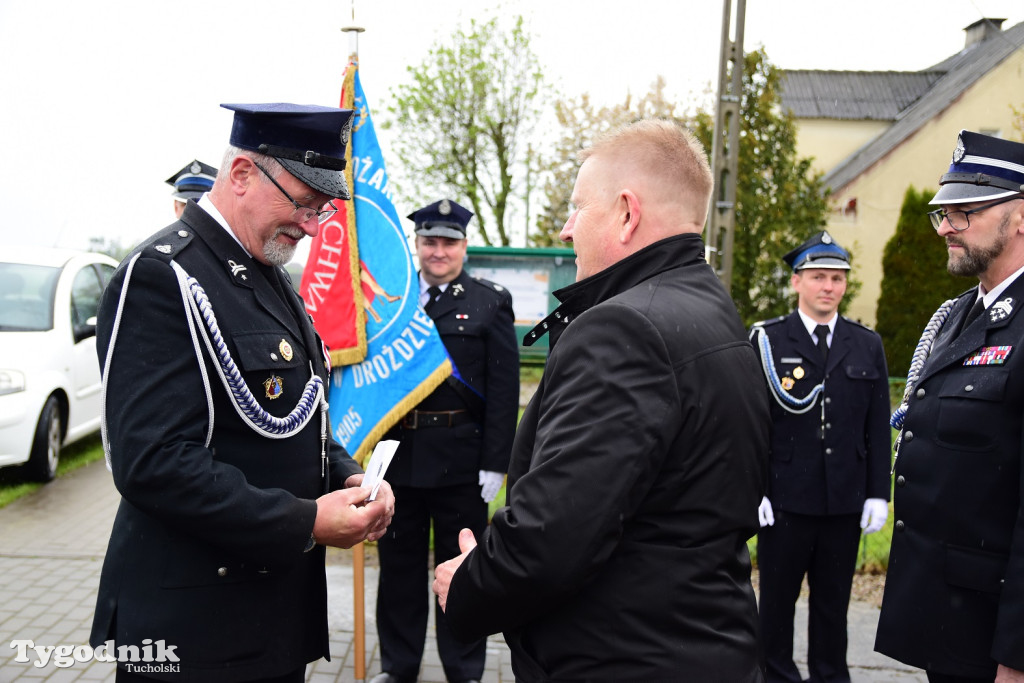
[361,439,399,501]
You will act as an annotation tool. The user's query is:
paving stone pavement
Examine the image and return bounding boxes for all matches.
[0,458,924,682]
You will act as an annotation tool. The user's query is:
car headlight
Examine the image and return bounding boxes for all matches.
[0,370,26,396]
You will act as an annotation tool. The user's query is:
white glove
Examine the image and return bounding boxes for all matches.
[479,470,505,503]
[758,496,775,527]
[861,498,889,534]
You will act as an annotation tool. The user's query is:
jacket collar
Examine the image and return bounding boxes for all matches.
[422,269,471,319]
[785,310,851,372]
[922,278,1024,382]
[524,233,707,348]
[179,201,306,342]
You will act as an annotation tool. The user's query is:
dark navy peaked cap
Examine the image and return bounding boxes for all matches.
[783,230,851,271]
[221,103,354,200]
[932,130,1024,205]
[166,159,217,202]
[408,199,474,239]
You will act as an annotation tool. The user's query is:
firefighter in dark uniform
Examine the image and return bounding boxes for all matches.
[90,103,394,683]
[875,131,1024,682]
[166,159,217,218]
[750,231,891,683]
[372,199,519,683]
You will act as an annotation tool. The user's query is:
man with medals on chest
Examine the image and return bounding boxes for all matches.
[875,131,1024,683]
[750,231,891,683]
[91,103,395,683]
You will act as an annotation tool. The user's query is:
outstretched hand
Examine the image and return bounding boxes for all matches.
[432,528,477,612]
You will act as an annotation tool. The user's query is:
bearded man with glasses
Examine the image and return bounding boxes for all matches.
[875,130,1024,683]
[90,103,395,683]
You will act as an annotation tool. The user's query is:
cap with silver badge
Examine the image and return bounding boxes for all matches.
[783,230,851,271]
[408,199,473,239]
[220,103,354,200]
[166,160,217,202]
[930,130,1024,205]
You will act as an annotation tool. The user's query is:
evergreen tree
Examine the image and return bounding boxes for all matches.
[876,186,968,377]
[693,48,831,326]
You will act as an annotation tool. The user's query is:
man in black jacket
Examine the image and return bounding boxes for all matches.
[750,232,891,683]
[875,130,1024,682]
[371,199,519,683]
[431,119,770,681]
[91,103,394,683]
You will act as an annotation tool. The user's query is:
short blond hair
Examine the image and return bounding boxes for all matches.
[580,119,713,216]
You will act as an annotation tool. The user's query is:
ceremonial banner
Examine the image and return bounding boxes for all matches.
[309,56,451,464]
[300,102,366,364]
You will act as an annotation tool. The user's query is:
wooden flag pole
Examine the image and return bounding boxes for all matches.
[342,15,368,682]
[353,542,366,681]
[341,9,369,679]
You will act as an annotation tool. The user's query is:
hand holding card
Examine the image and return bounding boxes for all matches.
[361,440,399,501]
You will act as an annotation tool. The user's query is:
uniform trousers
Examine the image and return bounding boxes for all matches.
[376,483,487,681]
[758,510,862,683]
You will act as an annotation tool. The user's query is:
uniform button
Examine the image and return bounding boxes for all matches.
[271,353,278,361]
[916,388,926,399]
[965,385,974,392]
[896,475,905,487]
[825,397,831,404]
[458,326,464,331]
[825,448,833,455]
[217,567,228,577]
[895,520,905,532]
[825,423,832,429]
[904,431,914,442]
[177,230,189,238]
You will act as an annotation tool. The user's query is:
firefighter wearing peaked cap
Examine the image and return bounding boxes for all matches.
[167,159,217,218]
[371,199,519,683]
[750,230,891,683]
[875,130,1024,680]
[90,103,394,682]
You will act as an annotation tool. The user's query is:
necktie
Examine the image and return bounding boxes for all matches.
[960,297,984,334]
[814,324,830,362]
[424,286,442,314]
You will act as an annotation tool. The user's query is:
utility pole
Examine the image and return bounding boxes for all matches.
[704,0,746,291]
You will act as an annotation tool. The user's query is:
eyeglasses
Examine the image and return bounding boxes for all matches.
[927,195,1022,232]
[252,161,338,225]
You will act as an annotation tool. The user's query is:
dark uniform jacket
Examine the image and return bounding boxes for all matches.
[751,312,891,515]
[387,269,519,487]
[876,280,1024,677]
[89,202,362,682]
[444,233,770,682]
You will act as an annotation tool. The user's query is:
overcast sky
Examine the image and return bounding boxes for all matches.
[1,0,1022,254]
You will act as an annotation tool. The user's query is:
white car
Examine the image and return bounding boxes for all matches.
[0,247,118,480]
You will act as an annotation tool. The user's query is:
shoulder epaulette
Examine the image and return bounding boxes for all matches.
[471,276,508,295]
[752,315,787,328]
[841,315,876,332]
[140,227,195,262]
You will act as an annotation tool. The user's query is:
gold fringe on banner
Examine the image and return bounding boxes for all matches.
[331,55,368,368]
[352,360,452,466]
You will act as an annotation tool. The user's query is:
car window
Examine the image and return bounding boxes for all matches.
[0,263,59,331]
[96,263,115,287]
[70,265,105,331]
